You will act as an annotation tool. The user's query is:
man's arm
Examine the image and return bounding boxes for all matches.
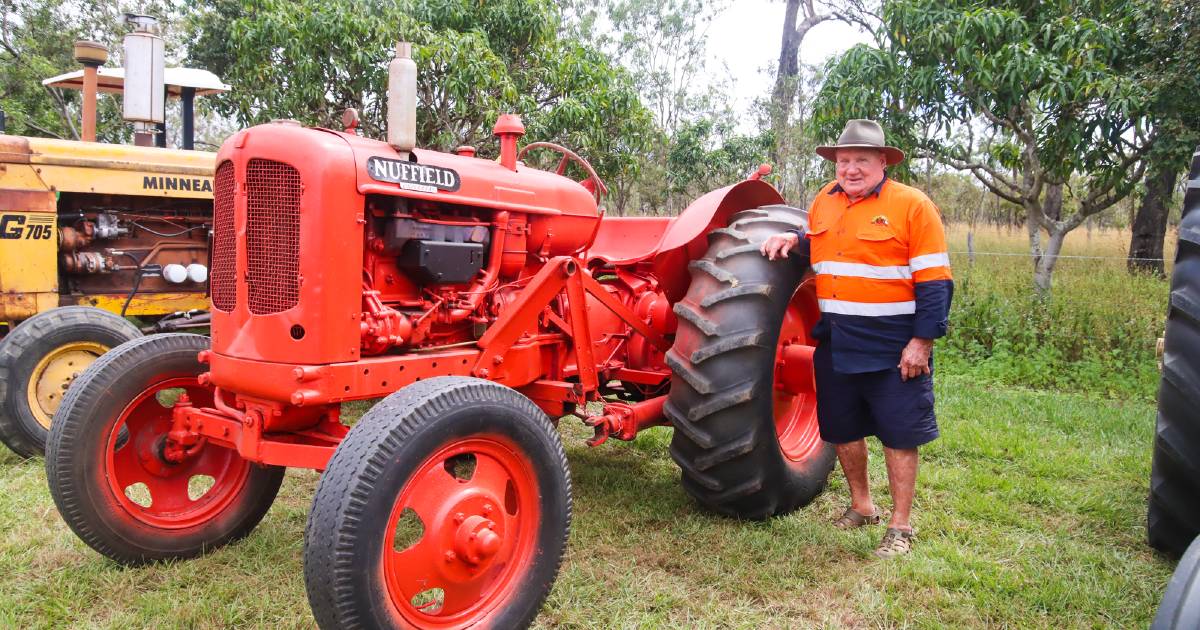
[899,198,954,380]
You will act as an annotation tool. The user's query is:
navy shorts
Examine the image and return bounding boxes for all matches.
[813,343,939,449]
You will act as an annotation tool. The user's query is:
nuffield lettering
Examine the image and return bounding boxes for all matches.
[367,156,461,192]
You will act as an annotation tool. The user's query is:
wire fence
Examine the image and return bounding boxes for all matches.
[949,250,1166,262]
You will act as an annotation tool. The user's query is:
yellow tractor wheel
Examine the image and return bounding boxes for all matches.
[0,307,141,458]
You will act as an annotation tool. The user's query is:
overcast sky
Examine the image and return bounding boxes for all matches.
[706,1,872,120]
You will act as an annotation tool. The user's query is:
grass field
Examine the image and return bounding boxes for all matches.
[0,225,1180,628]
[0,376,1175,628]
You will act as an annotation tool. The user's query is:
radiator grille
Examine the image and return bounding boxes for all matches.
[210,160,237,312]
[245,159,301,315]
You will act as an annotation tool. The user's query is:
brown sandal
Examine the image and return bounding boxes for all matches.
[873,527,915,558]
[833,506,888,530]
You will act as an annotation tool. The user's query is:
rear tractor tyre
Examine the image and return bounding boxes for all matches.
[0,306,142,458]
[305,376,571,630]
[45,333,284,565]
[1149,149,1200,557]
[667,204,836,518]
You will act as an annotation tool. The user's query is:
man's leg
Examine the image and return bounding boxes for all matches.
[836,439,875,515]
[882,446,919,531]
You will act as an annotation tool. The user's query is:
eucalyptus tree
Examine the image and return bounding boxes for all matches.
[814,0,1171,293]
[769,0,879,198]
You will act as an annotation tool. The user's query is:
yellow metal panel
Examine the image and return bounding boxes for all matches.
[0,211,58,297]
[77,292,209,317]
[0,163,51,193]
[0,292,57,323]
[23,136,216,199]
[34,164,215,199]
[24,137,215,172]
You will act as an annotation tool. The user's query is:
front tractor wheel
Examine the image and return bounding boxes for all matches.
[667,204,836,518]
[45,334,284,565]
[0,306,142,458]
[305,377,571,630]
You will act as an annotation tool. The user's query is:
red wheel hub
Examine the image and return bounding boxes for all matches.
[382,435,540,628]
[772,278,824,462]
[103,377,251,529]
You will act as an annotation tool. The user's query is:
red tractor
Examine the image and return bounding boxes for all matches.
[45,44,834,629]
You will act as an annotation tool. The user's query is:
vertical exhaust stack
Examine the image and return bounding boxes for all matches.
[387,42,417,158]
[122,14,164,147]
[73,41,108,142]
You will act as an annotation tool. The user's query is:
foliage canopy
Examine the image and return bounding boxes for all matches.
[185,0,653,186]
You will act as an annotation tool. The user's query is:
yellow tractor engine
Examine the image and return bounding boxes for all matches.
[0,15,221,457]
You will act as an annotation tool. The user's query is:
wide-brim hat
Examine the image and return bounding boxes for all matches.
[816,119,905,166]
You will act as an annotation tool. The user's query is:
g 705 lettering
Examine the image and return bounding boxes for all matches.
[0,214,55,240]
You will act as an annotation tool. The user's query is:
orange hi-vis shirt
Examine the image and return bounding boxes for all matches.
[803,176,954,373]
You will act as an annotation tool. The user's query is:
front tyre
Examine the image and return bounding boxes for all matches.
[45,334,284,565]
[667,204,836,519]
[304,377,572,630]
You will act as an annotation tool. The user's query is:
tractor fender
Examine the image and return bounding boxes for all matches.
[652,179,786,302]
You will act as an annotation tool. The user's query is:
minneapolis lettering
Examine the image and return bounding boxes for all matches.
[143,176,214,193]
[367,157,461,192]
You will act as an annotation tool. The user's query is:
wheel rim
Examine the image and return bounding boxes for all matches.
[772,276,823,463]
[27,341,109,430]
[103,377,251,529]
[382,435,540,628]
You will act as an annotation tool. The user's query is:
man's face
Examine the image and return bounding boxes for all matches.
[835,148,887,199]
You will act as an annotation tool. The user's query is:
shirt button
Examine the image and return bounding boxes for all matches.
[837,251,843,256]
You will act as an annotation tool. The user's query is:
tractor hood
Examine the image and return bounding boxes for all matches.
[338,129,599,219]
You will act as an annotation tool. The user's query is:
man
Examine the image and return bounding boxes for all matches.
[760,119,953,558]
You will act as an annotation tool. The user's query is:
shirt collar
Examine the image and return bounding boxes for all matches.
[829,173,888,198]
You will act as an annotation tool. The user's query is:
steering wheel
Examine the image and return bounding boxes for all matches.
[516,142,608,203]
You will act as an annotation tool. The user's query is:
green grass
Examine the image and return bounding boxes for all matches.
[941,225,1172,401]
[0,375,1175,628]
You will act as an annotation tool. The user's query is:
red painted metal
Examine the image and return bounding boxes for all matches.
[211,161,237,312]
[382,435,539,626]
[772,278,824,463]
[193,115,801,472]
[584,395,668,446]
[105,377,252,529]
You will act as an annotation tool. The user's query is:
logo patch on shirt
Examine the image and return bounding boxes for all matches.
[870,215,889,226]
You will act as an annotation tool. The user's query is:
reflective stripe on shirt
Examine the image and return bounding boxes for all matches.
[909,252,951,271]
[812,261,912,280]
[818,299,917,316]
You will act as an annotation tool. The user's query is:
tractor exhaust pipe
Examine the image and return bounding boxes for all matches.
[387,42,417,157]
[73,40,108,142]
[122,14,164,147]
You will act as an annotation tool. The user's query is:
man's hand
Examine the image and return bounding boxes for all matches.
[898,337,933,381]
[760,232,800,261]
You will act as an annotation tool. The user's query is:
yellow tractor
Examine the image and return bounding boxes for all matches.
[0,16,221,457]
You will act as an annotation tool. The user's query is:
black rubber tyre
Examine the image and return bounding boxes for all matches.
[0,306,142,458]
[1152,534,1200,629]
[304,376,572,630]
[667,204,836,519]
[1149,149,1200,557]
[45,334,284,565]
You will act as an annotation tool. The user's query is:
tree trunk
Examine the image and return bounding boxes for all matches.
[1042,182,1063,222]
[1034,227,1067,294]
[1128,162,1180,276]
[1026,183,1064,293]
[769,0,802,190]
